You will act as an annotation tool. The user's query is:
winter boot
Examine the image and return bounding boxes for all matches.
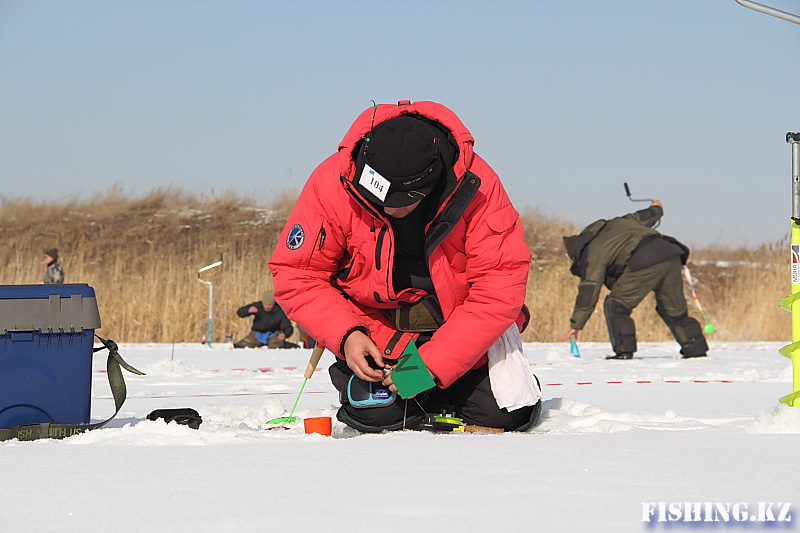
[606,353,633,360]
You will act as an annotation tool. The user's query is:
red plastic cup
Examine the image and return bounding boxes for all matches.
[303,416,332,436]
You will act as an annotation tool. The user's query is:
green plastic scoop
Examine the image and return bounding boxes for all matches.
[266,344,325,425]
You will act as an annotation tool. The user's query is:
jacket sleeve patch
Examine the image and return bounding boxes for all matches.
[286,224,305,250]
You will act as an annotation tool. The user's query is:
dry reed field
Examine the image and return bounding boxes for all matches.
[0,189,790,345]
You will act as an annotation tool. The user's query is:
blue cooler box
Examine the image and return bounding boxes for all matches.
[0,284,101,428]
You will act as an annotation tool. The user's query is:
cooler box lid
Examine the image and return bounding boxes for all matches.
[0,284,101,332]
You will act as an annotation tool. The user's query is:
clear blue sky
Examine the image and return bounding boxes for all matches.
[1,0,798,247]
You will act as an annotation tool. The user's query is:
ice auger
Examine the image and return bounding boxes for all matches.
[778,134,800,407]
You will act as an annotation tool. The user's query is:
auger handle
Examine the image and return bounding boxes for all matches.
[624,182,654,203]
[735,0,800,25]
[790,133,800,221]
[304,344,325,380]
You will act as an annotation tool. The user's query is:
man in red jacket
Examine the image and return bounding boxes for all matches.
[269,101,541,433]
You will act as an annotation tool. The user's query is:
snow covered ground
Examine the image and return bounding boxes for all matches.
[2,341,800,532]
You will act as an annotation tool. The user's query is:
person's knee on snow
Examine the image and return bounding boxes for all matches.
[329,358,425,432]
[266,334,283,349]
[233,331,262,349]
[436,365,540,432]
[330,358,539,433]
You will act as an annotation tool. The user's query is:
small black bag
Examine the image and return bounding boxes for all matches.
[146,408,202,430]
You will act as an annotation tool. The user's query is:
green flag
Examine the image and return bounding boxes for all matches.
[392,339,436,399]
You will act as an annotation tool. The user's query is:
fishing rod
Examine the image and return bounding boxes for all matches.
[683,267,716,334]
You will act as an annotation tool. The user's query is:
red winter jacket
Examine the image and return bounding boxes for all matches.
[269,101,531,388]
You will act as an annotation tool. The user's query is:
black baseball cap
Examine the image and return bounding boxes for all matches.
[354,115,444,208]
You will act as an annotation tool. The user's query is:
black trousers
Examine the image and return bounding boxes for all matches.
[604,255,708,357]
[329,358,540,433]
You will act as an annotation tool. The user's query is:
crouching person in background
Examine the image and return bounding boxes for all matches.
[269,101,542,433]
[233,290,295,349]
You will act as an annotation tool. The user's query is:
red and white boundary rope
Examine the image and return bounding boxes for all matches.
[95,366,321,374]
[544,379,733,386]
[95,364,736,393]
[95,391,331,400]
[98,378,734,401]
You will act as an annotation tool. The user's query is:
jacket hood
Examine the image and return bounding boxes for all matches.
[337,101,475,206]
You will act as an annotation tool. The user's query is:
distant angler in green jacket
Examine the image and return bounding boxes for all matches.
[561,201,708,360]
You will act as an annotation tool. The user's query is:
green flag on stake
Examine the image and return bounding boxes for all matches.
[392,339,436,399]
